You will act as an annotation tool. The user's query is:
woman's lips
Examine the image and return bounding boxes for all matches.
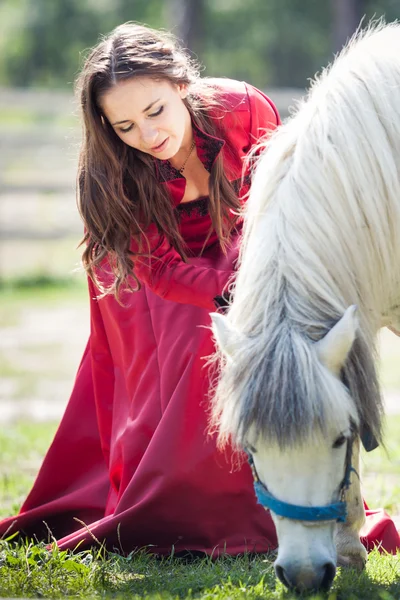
[151,138,169,153]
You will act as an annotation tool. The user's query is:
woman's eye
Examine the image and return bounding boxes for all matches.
[119,106,163,134]
[120,124,134,133]
[149,106,164,118]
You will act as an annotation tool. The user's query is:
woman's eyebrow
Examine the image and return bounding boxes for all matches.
[112,98,161,126]
[142,98,160,113]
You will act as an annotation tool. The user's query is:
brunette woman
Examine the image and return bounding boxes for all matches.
[0,23,279,555]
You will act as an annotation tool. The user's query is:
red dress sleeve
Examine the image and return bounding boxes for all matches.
[244,82,281,140]
[132,226,238,311]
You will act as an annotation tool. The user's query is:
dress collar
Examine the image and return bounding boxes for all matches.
[154,119,225,184]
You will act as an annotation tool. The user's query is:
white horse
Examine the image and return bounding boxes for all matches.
[211,22,400,592]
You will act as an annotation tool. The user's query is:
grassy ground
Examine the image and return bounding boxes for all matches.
[0,541,399,600]
[0,275,87,325]
[0,422,57,519]
[0,282,399,599]
[0,278,88,415]
[361,415,400,517]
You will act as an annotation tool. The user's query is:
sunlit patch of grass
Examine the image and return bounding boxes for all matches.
[0,346,75,389]
[0,274,87,296]
[0,542,398,599]
[0,276,87,327]
[0,107,78,128]
[380,356,400,390]
[378,330,400,391]
[362,415,400,515]
[0,274,84,290]
[0,280,88,403]
[0,358,41,399]
[0,422,58,518]
[0,421,57,462]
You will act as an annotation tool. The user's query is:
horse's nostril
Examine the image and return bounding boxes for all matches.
[275,564,291,588]
[275,560,336,591]
[321,561,336,590]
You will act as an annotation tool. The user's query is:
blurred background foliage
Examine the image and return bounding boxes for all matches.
[1,0,400,90]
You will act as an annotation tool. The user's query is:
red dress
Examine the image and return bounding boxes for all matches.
[1,79,398,555]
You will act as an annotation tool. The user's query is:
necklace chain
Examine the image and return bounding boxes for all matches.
[178,140,196,174]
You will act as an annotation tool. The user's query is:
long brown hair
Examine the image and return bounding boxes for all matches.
[75,22,241,298]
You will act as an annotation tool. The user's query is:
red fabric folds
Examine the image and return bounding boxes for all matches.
[2,240,278,554]
[362,505,400,554]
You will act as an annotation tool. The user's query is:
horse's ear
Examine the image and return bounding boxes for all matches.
[210,313,237,361]
[316,305,358,375]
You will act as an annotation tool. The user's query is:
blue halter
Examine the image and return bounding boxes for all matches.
[247,435,356,523]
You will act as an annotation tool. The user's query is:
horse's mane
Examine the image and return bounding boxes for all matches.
[213,21,400,448]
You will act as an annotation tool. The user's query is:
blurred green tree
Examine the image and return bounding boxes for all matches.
[0,0,399,89]
[0,0,165,87]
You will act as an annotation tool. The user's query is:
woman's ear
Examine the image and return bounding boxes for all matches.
[177,83,188,99]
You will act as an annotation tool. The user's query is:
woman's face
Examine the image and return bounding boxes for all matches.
[101,77,192,160]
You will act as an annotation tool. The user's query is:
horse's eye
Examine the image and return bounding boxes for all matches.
[332,434,346,449]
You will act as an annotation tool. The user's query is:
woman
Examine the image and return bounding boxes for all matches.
[1,23,396,556]
[1,23,279,554]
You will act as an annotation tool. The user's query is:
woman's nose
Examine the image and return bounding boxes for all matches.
[140,124,158,145]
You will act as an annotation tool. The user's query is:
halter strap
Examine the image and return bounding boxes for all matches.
[247,434,356,523]
[254,479,347,522]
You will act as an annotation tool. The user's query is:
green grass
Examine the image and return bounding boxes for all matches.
[378,329,400,391]
[0,422,58,518]
[0,107,78,128]
[0,279,88,404]
[0,275,87,326]
[0,540,399,599]
[0,420,399,599]
[362,415,400,515]
[0,274,87,297]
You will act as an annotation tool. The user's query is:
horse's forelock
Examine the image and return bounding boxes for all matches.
[212,316,361,450]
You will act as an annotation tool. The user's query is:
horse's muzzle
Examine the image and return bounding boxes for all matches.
[275,560,336,591]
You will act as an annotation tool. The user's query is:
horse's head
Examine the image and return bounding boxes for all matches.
[211,306,366,591]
